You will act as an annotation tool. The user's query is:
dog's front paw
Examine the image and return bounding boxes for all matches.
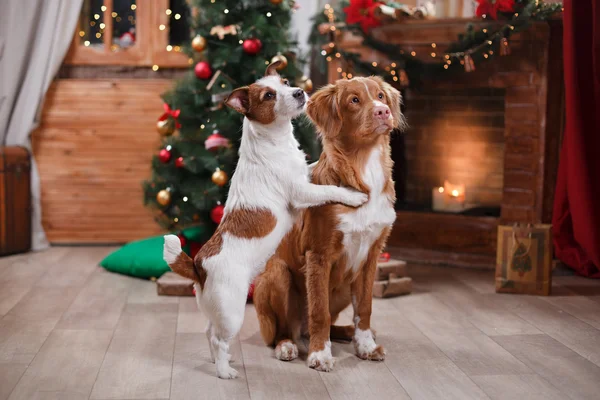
[307,342,335,372]
[275,340,298,361]
[346,191,369,207]
[356,344,386,361]
[216,365,239,379]
[353,328,386,361]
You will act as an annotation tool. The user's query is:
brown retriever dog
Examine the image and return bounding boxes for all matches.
[253,76,405,371]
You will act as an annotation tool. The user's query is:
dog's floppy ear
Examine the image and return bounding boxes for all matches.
[373,77,406,130]
[265,61,282,77]
[306,84,342,138]
[225,86,250,115]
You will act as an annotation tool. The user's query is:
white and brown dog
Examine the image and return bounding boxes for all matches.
[163,62,368,379]
[253,76,406,371]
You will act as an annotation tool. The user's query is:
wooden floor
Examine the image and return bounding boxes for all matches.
[2,247,600,400]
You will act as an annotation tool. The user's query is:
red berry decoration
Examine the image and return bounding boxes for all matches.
[242,38,262,55]
[158,148,171,163]
[177,234,187,247]
[205,131,231,151]
[194,61,212,79]
[210,204,225,224]
[175,156,185,168]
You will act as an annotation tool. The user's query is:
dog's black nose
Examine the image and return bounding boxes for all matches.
[293,89,304,99]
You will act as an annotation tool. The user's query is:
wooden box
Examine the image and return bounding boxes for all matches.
[495,224,552,295]
[0,147,32,256]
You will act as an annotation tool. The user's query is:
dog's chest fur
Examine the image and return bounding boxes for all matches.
[337,147,396,275]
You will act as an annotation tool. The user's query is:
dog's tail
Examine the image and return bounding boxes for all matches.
[163,235,204,284]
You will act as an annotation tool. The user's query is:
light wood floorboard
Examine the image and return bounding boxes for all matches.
[1,247,600,399]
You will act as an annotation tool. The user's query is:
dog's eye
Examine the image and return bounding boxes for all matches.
[378,93,384,99]
[352,97,360,103]
[264,92,275,100]
[283,79,290,86]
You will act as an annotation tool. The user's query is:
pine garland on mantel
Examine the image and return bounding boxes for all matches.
[310,0,563,88]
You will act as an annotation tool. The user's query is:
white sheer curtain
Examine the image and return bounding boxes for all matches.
[0,0,83,250]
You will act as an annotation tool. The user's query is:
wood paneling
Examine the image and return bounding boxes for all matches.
[33,79,171,243]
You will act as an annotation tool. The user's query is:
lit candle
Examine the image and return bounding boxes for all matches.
[432,181,466,212]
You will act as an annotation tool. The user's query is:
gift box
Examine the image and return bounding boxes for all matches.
[374,254,412,298]
[495,224,553,296]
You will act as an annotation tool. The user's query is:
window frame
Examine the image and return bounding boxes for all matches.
[65,0,189,68]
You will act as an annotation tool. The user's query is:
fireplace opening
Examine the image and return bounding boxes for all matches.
[392,88,506,218]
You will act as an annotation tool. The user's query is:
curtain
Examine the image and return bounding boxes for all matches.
[552,0,600,277]
[0,0,83,250]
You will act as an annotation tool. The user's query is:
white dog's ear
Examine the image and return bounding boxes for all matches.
[265,61,282,77]
[225,86,250,114]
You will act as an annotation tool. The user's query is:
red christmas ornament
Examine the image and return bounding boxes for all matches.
[194,61,213,79]
[175,157,185,168]
[158,148,171,163]
[177,234,187,247]
[210,204,225,224]
[205,131,231,151]
[378,252,391,262]
[344,0,384,33]
[475,0,515,20]
[242,38,262,55]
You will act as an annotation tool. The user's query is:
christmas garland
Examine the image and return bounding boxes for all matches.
[311,0,563,88]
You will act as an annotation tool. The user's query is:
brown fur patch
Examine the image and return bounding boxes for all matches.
[330,325,354,342]
[188,208,276,288]
[219,208,277,239]
[246,84,277,124]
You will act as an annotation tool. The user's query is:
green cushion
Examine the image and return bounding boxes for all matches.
[100,235,170,279]
[99,226,212,279]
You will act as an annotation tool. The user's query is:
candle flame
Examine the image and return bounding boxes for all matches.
[451,189,459,197]
[438,187,444,193]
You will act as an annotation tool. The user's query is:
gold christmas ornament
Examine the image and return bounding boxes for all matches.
[463,54,475,72]
[296,75,313,93]
[156,118,175,136]
[500,37,511,56]
[211,168,228,187]
[270,54,288,70]
[191,35,207,52]
[270,0,284,4]
[156,189,172,206]
[398,69,410,87]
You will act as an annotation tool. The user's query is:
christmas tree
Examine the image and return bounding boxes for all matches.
[143,0,317,247]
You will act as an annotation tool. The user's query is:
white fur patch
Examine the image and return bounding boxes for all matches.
[307,341,335,372]
[275,341,299,361]
[163,234,182,265]
[338,147,396,275]
[353,328,377,357]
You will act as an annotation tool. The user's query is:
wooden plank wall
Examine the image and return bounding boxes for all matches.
[33,79,171,243]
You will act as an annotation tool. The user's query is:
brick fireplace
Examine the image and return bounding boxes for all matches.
[330,19,564,268]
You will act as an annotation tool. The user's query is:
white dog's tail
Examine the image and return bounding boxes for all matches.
[163,235,206,287]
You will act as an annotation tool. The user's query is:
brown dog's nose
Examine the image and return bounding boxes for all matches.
[373,104,391,119]
[293,89,304,99]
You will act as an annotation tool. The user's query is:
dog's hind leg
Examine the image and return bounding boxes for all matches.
[206,321,216,363]
[212,334,237,379]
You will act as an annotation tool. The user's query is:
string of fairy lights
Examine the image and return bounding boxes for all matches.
[319,2,563,85]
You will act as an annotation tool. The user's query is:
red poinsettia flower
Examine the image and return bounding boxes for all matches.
[344,0,384,33]
[475,0,515,20]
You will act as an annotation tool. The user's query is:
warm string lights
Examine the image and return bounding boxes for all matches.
[316,1,562,82]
